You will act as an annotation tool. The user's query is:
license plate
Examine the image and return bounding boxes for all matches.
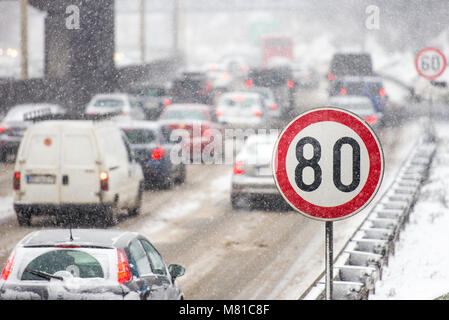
[258,167,272,176]
[26,174,56,184]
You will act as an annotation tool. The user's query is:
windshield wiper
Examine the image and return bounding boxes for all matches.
[25,268,64,281]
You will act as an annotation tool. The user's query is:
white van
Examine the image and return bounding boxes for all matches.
[12,120,144,226]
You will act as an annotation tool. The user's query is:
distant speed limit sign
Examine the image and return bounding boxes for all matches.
[415,47,447,80]
[272,107,384,221]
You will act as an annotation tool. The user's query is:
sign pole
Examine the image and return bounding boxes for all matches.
[325,221,333,300]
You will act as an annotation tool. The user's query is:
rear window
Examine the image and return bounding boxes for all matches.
[18,248,111,281]
[123,128,157,144]
[341,101,376,112]
[160,109,207,121]
[220,96,259,108]
[93,99,125,108]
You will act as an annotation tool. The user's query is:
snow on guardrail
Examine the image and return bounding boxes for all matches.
[300,135,436,300]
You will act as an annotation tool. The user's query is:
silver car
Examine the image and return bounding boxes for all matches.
[85,93,146,121]
[0,103,66,161]
[328,95,383,132]
[215,91,268,129]
[231,133,284,209]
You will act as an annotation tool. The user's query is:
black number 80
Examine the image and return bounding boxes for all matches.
[295,136,361,192]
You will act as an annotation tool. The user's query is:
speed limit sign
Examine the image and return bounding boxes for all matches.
[272,107,384,221]
[415,47,447,80]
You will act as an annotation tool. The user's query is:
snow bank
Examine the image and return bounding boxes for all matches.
[370,123,449,300]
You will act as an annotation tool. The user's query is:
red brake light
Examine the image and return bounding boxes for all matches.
[379,88,386,97]
[340,88,347,95]
[245,79,253,87]
[205,82,213,90]
[151,146,166,160]
[0,126,5,134]
[270,104,277,110]
[215,109,223,117]
[254,109,263,117]
[1,250,16,281]
[100,171,109,191]
[117,249,131,284]
[233,160,245,175]
[287,80,294,88]
[328,73,335,81]
[163,98,171,106]
[13,172,20,191]
[202,128,212,137]
[364,115,378,124]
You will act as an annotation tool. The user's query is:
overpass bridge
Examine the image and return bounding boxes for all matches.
[0,0,182,113]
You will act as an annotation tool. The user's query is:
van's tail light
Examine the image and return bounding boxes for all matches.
[215,109,223,117]
[233,160,245,175]
[205,82,213,90]
[0,126,5,134]
[151,146,166,160]
[117,249,131,284]
[254,109,263,117]
[270,104,278,110]
[13,172,20,191]
[379,87,386,97]
[245,79,253,87]
[328,73,335,81]
[364,115,378,124]
[1,249,16,281]
[340,88,347,95]
[100,171,109,191]
[287,80,294,88]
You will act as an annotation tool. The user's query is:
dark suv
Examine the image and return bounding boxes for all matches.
[328,53,373,80]
[169,72,214,105]
[0,229,185,300]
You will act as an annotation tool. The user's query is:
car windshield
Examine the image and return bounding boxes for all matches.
[19,248,110,281]
[123,128,157,144]
[160,109,207,121]
[93,99,125,108]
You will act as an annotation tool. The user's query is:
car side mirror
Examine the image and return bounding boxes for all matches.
[168,264,185,279]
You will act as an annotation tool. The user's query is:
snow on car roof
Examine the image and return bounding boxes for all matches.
[18,229,137,248]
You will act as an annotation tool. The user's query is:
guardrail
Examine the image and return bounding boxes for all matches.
[300,135,436,300]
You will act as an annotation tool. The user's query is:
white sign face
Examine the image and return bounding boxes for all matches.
[273,107,384,221]
[415,47,447,80]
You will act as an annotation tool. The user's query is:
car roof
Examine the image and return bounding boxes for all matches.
[335,75,383,83]
[91,93,130,100]
[8,104,63,113]
[164,103,211,110]
[328,95,373,104]
[117,120,161,130]
[220,92,262,100]
[18,229,139,249]
[245,133,279,144]
[28,120,118,129]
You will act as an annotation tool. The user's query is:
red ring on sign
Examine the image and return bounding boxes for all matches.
[44,138,52,147]
[273,108,383,221]
[415,47,447,80]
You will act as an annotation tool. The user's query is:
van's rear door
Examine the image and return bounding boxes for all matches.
[59,130,100,204]
[20,129,61,204]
